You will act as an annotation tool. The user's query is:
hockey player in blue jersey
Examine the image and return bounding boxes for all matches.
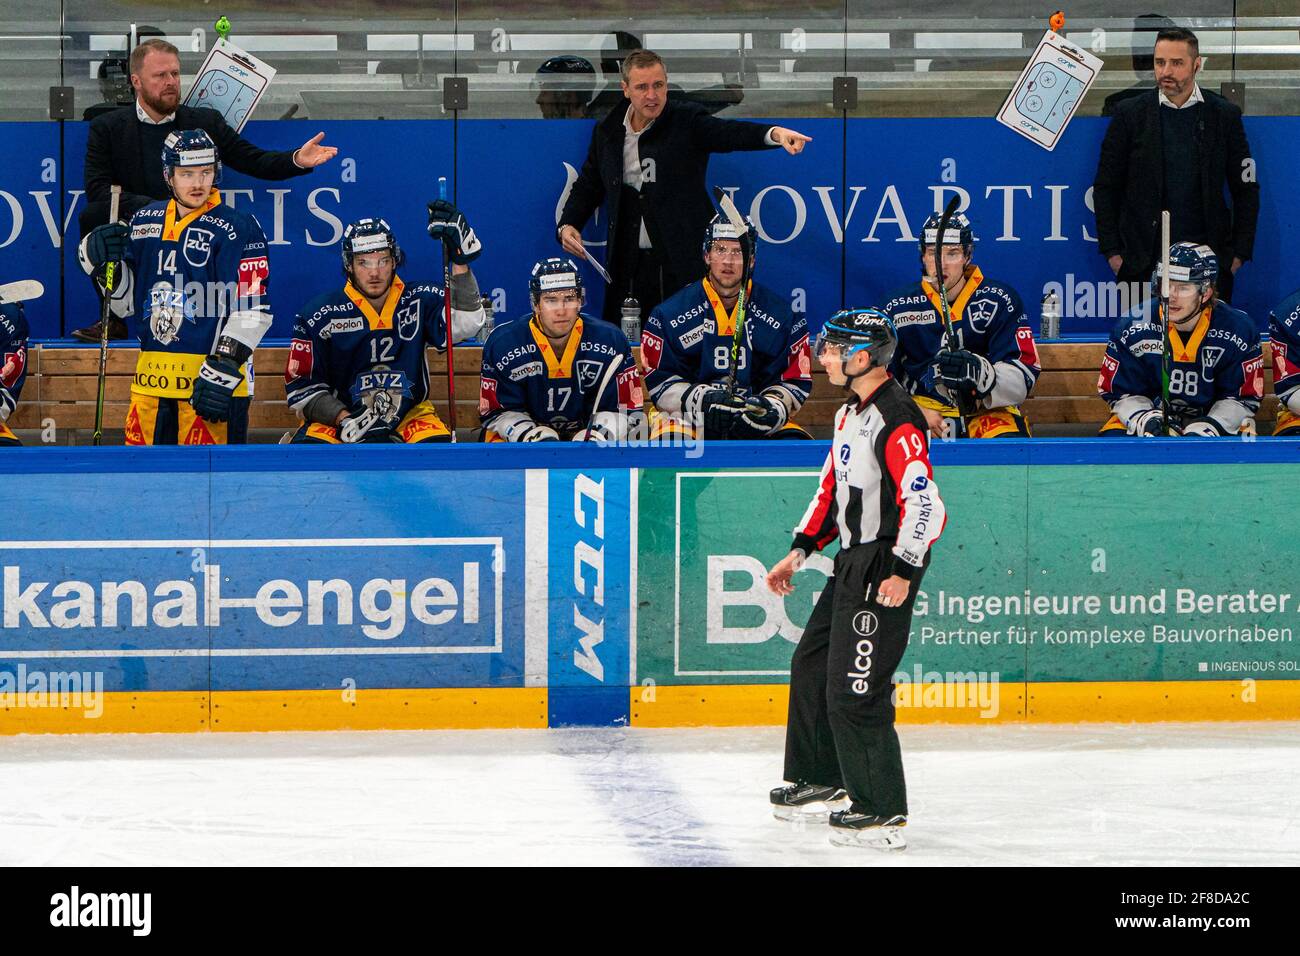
[478,258,642,442]
[1267,285,1300,436]
[0,301,29,446]
[284,209,486,443]
[879,211,1040,439]
[641,214,812,440]
[1098,243,1263,436]
[80,129,272,445]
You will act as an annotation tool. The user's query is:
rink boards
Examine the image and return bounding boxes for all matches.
[1,440,1299,733]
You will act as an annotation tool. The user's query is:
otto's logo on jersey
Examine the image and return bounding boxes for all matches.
[1016,325,1040,368]
[286,338,313,383]
[784,335,811,382]
[1241,355,1264,398]
[576,360,603,389]
[966,298,998,334]
[1,347,25,388]
[640,331,663,372]
[396,301,420,342]
[616,366,643,409]
[1274,341,1300,382]
[479,376,499,416]
[183,228,215,268]
[1098,353,1119,392]
[238,257,269,297]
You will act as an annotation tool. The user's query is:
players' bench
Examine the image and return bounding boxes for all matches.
[10,341,1279,442]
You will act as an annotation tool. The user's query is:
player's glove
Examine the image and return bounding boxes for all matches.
[933,349,995,401]
[730,394,785,438]
[85,222,129,268]
[1127,408,1173,437]
[520,424,560,442]
[427,199,482,265]
[700,390,752,439]
[338,407,395,443]
[1181,416,1227,437]
[574,421,615,443]
[189,355,243,423]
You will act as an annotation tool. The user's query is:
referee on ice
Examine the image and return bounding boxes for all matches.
[765,309,947,851]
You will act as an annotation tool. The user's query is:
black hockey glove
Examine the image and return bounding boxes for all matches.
[189,355,243,423]
[730,394,784,438]
[427,200,482,265]
[699,390,751,439]
[933,349,995,401]
[338,407,395,443]
[85,222,129,268]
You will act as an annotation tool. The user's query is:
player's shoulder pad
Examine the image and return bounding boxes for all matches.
[1207,301,1261,353]
[298,288,353,332]
[879,280,927,313]
[747,281,796,331]
[1113,307,1161,345]
[653,281,701,322]
[973,275,1023,310]
[1270,287,1300,333]
[403,280,445,300]
[0,301,26,337]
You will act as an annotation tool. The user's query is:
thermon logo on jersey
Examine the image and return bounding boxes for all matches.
[0,539,502,647]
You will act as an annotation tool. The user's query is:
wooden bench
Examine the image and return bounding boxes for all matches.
[10,341,1279,442]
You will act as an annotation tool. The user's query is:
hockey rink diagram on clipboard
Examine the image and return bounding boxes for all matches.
[185,38,276,132]
[997,30,1101,150]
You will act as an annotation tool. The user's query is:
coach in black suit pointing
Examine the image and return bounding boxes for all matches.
[1093,27,1259,304]
[75,38,337,339]
[557,50,811,322]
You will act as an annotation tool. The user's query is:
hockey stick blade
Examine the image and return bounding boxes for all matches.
[712,186,746,231]
[0,280,44,304]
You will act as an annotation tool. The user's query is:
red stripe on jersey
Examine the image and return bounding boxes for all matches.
[1241,355,1264,399]
[640,331,663,373]
[796,455,839,547]
[616,366,644,409]
[1098,353,1119,394]
[479,376,500,416]
[1015,324,1040,370]
[1,346,25,388]
[883,423,931,503]
[783,334,811,381]
[285,338,313,383]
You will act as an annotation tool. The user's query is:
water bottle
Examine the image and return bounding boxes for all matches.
[621,296,640,345]
[1040,291,1061,339]
[479,294,495,341]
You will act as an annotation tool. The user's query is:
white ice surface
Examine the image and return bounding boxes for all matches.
[1,722,1298,866]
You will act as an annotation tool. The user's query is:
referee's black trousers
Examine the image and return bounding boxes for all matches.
[783,541,924,818]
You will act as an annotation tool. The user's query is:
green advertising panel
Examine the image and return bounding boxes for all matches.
[636,463,1300,687]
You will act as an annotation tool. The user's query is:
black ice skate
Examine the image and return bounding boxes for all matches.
[769,782,848,822]
[828,810,907,850]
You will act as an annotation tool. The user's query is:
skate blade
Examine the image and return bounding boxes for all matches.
[828,826,907,851]
[772,795,850,823]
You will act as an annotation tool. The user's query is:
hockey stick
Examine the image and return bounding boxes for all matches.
[711,186,766,414]
[1158,210,1172,436]
[93,184,122,446]
[583,357,624,443]
[437,177,458,442]
[0,280,44,304]
[932,195,977,421]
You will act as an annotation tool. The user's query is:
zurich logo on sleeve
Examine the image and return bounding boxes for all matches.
[910,475,929,492]
[839,443,851,464]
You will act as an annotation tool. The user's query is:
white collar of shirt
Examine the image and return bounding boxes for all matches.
[1158,83,1204,109]
[622,105,655,248]
[136,100,176,124]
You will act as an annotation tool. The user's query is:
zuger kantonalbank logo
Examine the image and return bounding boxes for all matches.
[0,537,503,652]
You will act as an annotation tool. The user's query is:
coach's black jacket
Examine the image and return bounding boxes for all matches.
[558,97,775,320]
[1092,89,1259,276]
[81,104,309,236]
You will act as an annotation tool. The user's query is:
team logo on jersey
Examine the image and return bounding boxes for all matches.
[148,282,187,346]
[183,228,215,268]
[640,331,663,372]
[577,360,603,389]
[396,301,420,342]
[1200,345,1225,381]
[353,365,413,423]
[966,298,998,334]
[1,346,25,388]
[238,256,269,297]
[852,611,878,636]
[286,338,313,383]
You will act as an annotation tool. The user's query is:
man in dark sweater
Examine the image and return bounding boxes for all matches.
[75,38,337,340]
[1093,27,1258,304]
[557,49,811,323]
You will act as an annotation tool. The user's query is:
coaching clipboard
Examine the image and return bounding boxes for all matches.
[996,30,1101,151]
[185,38,276,132]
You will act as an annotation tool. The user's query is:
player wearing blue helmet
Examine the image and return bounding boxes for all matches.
[80,129,272,444]
[1099,242,1263,436]
[1266,284,1300,436]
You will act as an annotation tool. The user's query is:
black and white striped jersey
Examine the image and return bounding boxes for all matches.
[792,376,946,579]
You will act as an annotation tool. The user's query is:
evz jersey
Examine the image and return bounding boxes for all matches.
[641,278,811,421]
[479,314,642,441]
[879,267,1040,408]
[286,276,483,425]
[1268,287,1300,413]
[1099,301,1263,432]
[0,303,29,422]
[118,192,270,398]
